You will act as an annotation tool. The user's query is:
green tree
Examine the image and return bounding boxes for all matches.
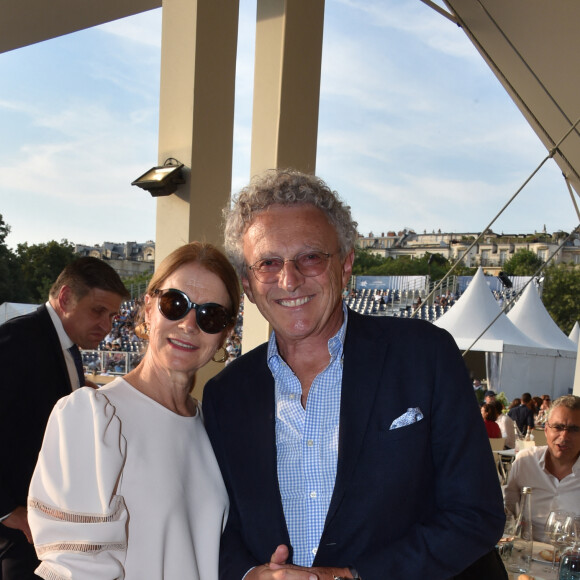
[542,263,580,335]
[16,240,76,303]
[0,215,21,303]
[352,248,458,280]
[352,248,389,275]
[502,249,544,276]
[122,271,153,299]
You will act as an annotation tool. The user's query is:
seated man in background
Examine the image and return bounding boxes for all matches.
[504,395,580,541]
[483,390,497,405]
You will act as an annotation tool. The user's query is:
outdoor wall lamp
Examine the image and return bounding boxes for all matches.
[131,158,185,197]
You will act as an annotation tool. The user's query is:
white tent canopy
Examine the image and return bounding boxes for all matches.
[434,268,574,400]
[507,283,577,352]
[434,268,546,352]
[0,302,38,325]
[569,322,580,345]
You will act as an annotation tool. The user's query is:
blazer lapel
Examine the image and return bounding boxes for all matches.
[37,305,74,393]
[325,310,390,526]
[238,351,291,550]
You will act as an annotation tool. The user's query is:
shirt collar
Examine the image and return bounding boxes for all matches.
[45,301,75,350]
[267,302,349,368]
[538,446,548,470]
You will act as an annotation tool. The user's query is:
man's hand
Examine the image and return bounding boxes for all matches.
[1,506,32,543]
[245,545,351,580]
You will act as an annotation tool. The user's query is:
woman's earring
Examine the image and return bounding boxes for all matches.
[212,345,227,363]
[135,322,150,340]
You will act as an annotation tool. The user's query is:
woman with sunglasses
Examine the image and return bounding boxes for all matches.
[27,242,239,580]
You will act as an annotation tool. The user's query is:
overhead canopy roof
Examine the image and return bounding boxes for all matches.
[442,0,580,197]
[0,0,160,54]
[3,0,580,197]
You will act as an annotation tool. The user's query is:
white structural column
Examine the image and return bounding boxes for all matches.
[573,346,580,395]
[155,0,239,395]
[155,0,239,265]
[242,0,325,354]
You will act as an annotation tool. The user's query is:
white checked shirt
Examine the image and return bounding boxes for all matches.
[268,305,348,567]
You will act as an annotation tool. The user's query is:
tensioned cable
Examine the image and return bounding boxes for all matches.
[410,115,580,320]
[565,177,580,223]
[461,224,580,357]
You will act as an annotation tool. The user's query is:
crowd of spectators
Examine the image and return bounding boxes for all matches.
[345,287,460,321]
[80,300,144,375]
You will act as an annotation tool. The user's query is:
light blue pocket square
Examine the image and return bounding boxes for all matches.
[389,407,424,430]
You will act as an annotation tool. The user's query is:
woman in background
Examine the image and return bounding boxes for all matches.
[28,242,239,580]
[494,400,516,448]
[481,403,502,438]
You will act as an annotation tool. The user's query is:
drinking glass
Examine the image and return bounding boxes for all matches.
[497,513,516,564]
[545,511,574,568]
[559,516,580,580]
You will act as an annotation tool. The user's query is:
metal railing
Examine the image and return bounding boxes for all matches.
[81,348,145,376]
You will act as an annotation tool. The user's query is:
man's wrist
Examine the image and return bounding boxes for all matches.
[333,566,361,580]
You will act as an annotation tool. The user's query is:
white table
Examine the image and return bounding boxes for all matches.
[496,449,516,459]
[505,542,560,580]
[507,559,557,579]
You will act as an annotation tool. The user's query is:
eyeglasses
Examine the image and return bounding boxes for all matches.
[247,251,333,283]
[546,422,580,434]
[153,289,232,334]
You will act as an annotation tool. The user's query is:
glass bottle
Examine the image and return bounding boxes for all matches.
[507,486,533,574]
[559,517,580,580]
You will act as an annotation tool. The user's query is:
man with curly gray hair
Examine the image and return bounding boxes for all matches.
[204,169,505,580]
[223,169,359,277]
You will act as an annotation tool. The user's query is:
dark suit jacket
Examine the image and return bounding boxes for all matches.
[507,404,534,435]
[203,310,505,580]
[0,305,72,534]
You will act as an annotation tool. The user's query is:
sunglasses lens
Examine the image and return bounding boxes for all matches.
[197,304,230,334]
[159,290,189,320]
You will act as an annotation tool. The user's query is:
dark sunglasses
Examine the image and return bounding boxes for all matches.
[153,288,232,334]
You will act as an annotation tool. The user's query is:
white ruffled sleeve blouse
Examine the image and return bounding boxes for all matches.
[28,379,228,580]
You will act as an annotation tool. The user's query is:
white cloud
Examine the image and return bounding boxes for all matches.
[1,0,577,250]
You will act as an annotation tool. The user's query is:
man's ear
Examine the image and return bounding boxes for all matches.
[58,285,74,313]
[342,249,355,287]
[241,276,256,304]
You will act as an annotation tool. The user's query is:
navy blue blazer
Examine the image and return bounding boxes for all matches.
[203,310,505,580]
[0,305,72,523]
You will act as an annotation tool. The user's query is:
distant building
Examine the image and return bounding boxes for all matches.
[357,229,580,274]
[75,241,155,278]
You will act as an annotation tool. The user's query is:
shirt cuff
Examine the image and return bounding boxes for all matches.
[0,511,14,523]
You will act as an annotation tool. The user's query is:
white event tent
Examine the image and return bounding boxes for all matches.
[434,268,574,400]
[569,322,580,345]
[0,302,38,325]
[507,284,577,352]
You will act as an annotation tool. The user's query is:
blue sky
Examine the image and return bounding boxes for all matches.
[0,0,574,250]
